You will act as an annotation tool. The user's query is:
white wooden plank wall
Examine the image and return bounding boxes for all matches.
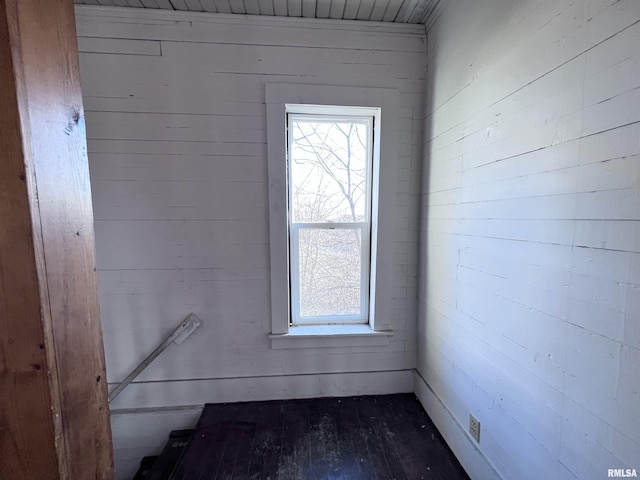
[417,1,640,479]
[75,6,425,478]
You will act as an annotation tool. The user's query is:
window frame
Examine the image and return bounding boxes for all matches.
[265,84,398,347]
[287,107,377,326]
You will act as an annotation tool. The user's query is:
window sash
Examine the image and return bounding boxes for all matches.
[290,223,370,325]
[287,113,374,225]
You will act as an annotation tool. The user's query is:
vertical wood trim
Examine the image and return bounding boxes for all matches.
[0,0,114,479]
[0,3,61,478]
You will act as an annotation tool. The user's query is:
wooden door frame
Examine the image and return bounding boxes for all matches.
[0,0,114,478]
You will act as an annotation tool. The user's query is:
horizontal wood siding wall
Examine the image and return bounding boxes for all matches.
[418,1,640,479]
[75,6,425,478]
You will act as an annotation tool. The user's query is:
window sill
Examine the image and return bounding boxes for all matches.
[269,324,393,349]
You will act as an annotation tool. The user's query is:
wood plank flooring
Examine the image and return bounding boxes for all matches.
[171,394,469,480]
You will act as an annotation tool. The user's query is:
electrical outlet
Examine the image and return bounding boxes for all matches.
[469,414,481,443]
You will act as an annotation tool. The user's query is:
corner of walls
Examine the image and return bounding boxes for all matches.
[413,371,501,480]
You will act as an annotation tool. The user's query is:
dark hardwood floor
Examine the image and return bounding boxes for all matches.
[170,394,469,480]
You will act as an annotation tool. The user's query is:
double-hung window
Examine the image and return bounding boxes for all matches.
[287,106,378,325]
[266,84,398,346]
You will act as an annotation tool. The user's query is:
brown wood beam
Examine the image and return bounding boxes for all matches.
[0,1,113,478]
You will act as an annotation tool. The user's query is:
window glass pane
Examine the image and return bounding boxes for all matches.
[290,119,370,223]
[298,228,362,318]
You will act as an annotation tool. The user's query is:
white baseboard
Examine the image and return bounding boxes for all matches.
[413,370,502,480]
[108,369,414,410]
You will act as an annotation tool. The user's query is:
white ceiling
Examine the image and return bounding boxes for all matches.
[74,0,446,25]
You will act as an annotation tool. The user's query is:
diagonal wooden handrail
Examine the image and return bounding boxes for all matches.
[108,314,202,403]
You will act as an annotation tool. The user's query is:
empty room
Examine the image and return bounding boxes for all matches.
[1,0,638,479]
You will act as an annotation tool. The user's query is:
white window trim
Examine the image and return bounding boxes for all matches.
[265,84,399,349]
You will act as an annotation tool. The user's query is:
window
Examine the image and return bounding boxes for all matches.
[265,84,398,348]
[287,106,378,325]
